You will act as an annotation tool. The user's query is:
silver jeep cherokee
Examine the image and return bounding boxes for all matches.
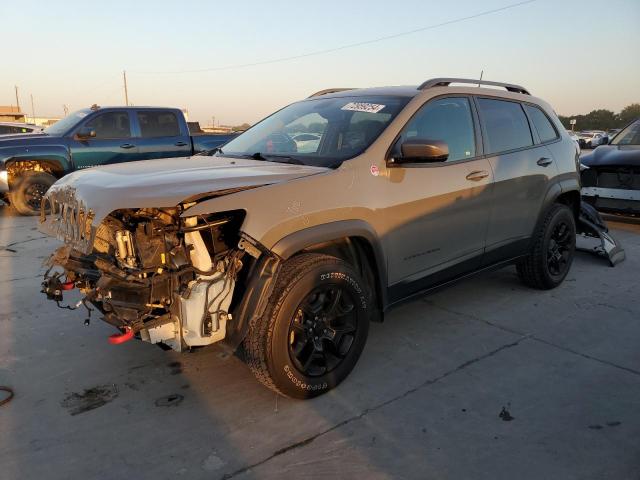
[40,78,581,398]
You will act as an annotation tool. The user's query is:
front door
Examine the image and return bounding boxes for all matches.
[70,110,139,169]
[383,96,494,299]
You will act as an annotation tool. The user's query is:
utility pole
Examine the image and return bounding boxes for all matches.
[14,85,20,112]
[123,70,129,106]
[212,116,215,128]
[30,94,35,124]
[63,104,69,116]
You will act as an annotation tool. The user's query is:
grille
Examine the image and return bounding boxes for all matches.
[595,167,640,190]
[39,187,96,254]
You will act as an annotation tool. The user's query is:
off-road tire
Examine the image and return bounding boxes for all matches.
[11,172,57,216]
[517,203,576,289]
[243,253,370,399]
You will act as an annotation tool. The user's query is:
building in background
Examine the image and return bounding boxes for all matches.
[30,116,61,127]
[0,106,26,122]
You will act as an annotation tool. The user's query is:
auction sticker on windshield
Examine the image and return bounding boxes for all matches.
[341,102,386,114]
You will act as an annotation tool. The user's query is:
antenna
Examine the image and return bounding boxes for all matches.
[478,70,484,87]
[123,70,129,106]
[30,94,35,124]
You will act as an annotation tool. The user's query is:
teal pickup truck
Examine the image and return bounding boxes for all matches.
[0,105,237,215]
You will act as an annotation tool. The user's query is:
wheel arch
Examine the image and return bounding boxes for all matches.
[5,150,70,185]
[555,189,581,223]
[271,220,388,315]
[225,220,388,352]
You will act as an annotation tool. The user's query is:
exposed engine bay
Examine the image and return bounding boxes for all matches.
[41,206,248,351]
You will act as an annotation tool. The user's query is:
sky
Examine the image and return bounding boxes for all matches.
[2,0,639,126]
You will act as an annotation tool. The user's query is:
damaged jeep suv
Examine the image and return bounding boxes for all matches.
[40,78,581,398]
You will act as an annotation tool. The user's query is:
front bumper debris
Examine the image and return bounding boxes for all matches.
[576,201,625,266]
[39,186,96,254]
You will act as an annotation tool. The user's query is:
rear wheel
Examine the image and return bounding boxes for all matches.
[517,203,576,289]
[11,172,56,216]
[243,253,370,399]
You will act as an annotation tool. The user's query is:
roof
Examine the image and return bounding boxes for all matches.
[0,106,24,114]
[306,78,533,101]
[90,105,179,110]
[308,86,420,99]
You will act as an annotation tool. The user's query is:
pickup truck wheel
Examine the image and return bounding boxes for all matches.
[243,253,369,399]
[11,172,56,216]
[516,203,576,289]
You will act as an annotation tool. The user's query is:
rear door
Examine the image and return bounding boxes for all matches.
[383,96,494,296]
[70,110,139,169]
[475,97,559,263]
[133,110,191,160]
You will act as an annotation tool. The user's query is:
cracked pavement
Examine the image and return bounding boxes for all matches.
[0,205,639,480]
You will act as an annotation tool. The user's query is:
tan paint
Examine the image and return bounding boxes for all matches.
[41,85,579,288]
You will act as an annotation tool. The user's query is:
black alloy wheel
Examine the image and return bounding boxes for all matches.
[547,220,572,277]
[288,285,357,377]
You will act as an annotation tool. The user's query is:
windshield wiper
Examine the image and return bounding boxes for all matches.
[251,152,304,165]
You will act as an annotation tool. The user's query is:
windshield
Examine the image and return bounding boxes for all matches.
[217,95,410,167]
[611,120,640,145]
[44,109,91,135]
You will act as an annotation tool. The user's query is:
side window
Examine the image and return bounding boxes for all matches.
[137,111,181,138]
[476,98,533,154]
[0,126,10,134]
[85,112,131,139]
[401,97,476,161]
[524,104,558,143]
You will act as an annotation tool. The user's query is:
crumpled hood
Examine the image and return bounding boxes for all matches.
[43,155,329,226]
[581,145,640,168]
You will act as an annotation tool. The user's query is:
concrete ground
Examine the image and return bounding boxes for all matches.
[0,205,639,480]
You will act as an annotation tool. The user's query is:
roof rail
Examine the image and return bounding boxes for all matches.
[418,77,530,95]
[308,88,356,98]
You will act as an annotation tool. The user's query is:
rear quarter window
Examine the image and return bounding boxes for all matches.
[477,98,533,154]
[524,104,558,143]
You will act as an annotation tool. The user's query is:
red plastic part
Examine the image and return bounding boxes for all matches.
[108,327,134,345]
[61,281,75,290]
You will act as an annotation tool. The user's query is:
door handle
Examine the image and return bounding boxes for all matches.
[174,141,188,147]
[120,143,135,149]
[537,157,553,167]
[466,170,489,182]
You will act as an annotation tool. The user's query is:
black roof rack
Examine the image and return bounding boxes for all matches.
[418,77,530,95]
[308,88,356,98]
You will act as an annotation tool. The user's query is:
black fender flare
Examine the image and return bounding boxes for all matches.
[225,220,388,351]
[271,219,388,308]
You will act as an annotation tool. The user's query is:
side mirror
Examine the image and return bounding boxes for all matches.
[76,126,96,140]
[393,139,449,164]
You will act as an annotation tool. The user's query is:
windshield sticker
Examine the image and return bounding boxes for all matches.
[341,102,386,114]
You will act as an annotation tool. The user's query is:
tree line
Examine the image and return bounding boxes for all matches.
[559,103,640,131]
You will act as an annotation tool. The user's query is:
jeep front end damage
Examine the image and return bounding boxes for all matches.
[41,200,251,351]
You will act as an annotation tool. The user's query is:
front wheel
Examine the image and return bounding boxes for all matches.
[243,253,370,399]
[517,203,576,289]
[11,172,57,216]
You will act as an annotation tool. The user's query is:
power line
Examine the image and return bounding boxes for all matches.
[131,0,536,75]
